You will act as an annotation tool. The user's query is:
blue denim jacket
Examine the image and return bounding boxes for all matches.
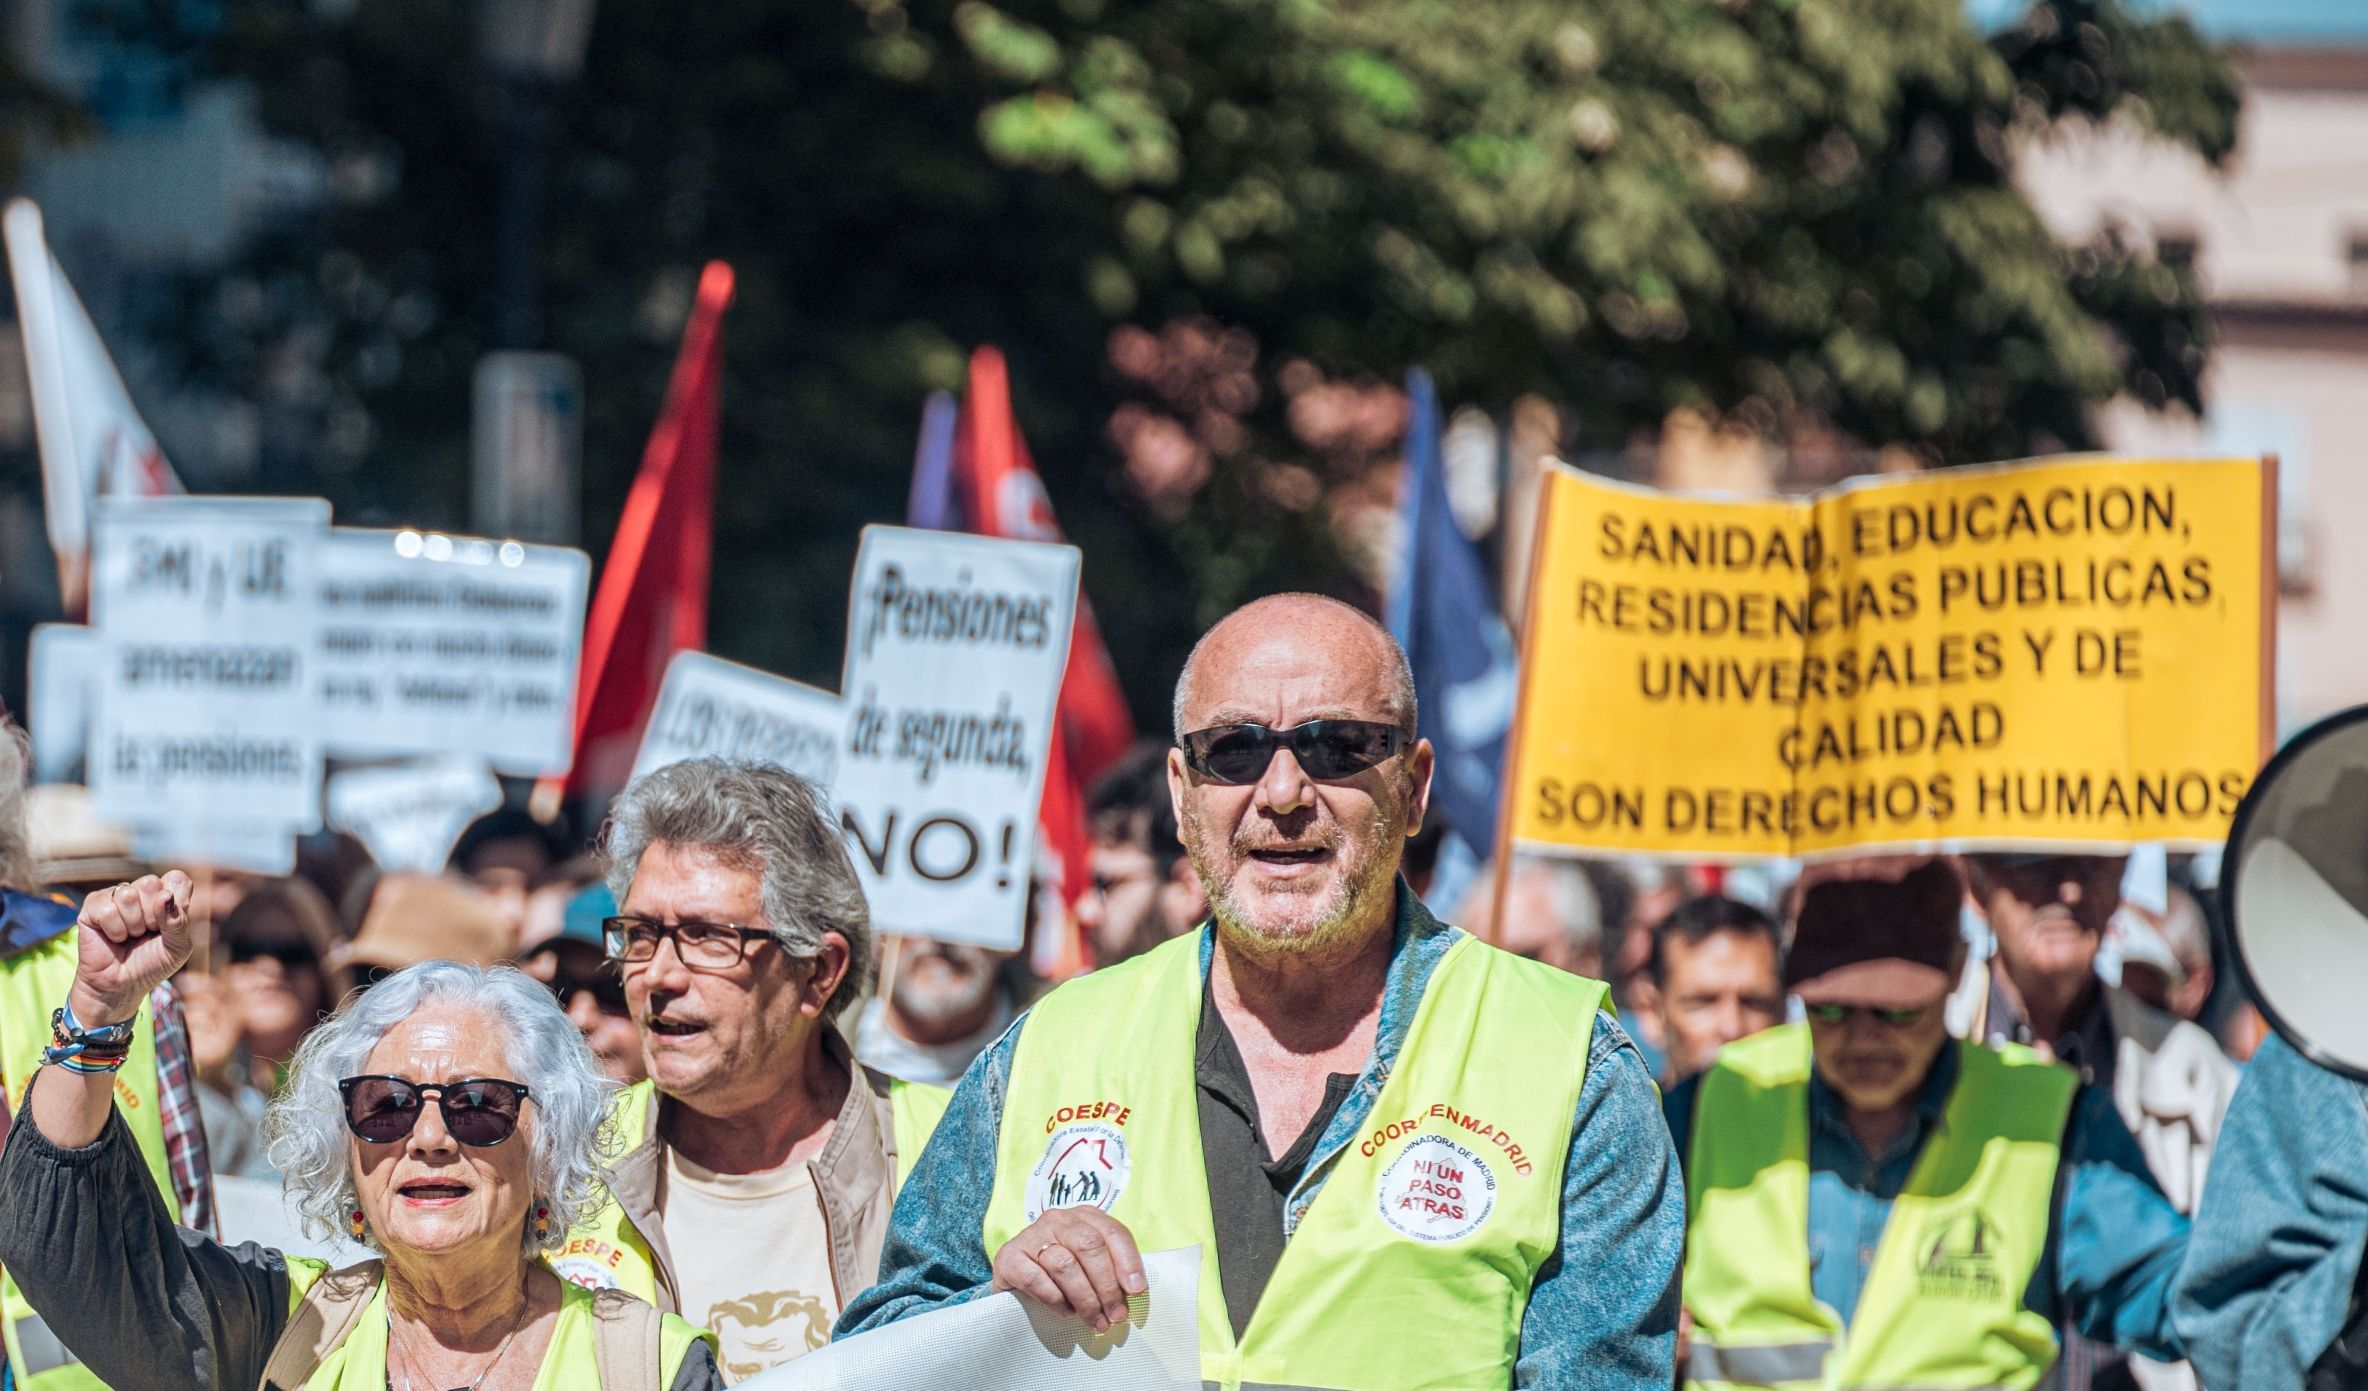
[836,888,1685,1389]
[2174,1031,2368,1389]
[1665,1041,2188,1360]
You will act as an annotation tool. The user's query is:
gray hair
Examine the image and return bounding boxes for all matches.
[1517,854,1604,960]
[263,961,616,1256]
[1172,593,1417,737]
[603,758,874,1018]
[0,721,35,888]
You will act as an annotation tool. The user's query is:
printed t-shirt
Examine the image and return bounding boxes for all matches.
[661,1147,839,1383]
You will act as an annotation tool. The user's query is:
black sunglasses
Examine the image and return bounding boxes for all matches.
[228,939,317,969]
[1178,720,1407,786]
[546,971,628,1016]
[337,1075,532,1148]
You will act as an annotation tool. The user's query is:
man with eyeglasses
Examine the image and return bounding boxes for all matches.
[547,758,948,1382]
[840,593,1682,1390]
[1665,857,2192,1391]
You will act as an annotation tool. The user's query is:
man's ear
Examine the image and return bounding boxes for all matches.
[1402,737,1435,836]
[802,931,853,1018]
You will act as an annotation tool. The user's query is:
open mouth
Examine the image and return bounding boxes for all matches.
[397,1180,470,1202]
[646,1016,705,1038]
[1248,846,1329,865]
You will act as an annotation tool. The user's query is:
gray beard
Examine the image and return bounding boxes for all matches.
[1194,804,1400,957]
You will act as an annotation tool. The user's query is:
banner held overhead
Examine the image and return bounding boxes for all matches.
[1502,455,2272,861]
[834,526,1080,951]
[327,756,506,874]
[316,528,590,776]
[88,495,331,831]
[631,651,841,785]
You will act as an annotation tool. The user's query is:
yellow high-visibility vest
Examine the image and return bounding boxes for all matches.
[986,929,1602,1391]
[549,1074,949,1303]
[281,1258,706,1390]
[1682,1023,2076,1391]
[0,930,179,1391]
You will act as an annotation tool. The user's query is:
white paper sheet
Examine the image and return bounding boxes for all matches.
[740,1245,1202,1391]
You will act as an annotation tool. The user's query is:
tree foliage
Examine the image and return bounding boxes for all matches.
[142,0,2239,713]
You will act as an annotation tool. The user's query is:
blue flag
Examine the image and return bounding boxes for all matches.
[1386,369,1518,875]
[904,389,960,529]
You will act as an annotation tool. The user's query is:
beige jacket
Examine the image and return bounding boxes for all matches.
[607,1026,911,1316]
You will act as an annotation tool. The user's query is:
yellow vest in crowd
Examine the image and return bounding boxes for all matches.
[985,929,1603,1391]
[0,930,179,1391]
[1682,1024,2077,1391]
[549,1076,949,1303]
[281,1258,707,1390]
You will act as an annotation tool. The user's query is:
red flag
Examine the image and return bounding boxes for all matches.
[957,347,1137,781]
[554,261,734,798]
[955,347,1136,975]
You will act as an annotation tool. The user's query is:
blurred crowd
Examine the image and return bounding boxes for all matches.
[0,713,2261,1390]
[19,729,2254,1193]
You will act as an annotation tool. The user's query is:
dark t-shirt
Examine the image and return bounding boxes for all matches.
[1194,976,1357,1338]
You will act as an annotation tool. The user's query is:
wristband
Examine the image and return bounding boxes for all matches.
[44,1001,137,1071]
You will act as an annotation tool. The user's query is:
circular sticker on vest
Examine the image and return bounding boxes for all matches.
[1377,1134,1495,1243]
[545,1239,628,1292]
[1026,1122,1131,1222]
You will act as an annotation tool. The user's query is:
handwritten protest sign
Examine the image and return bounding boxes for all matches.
[1503,456,2271,860]
[631,651,841,785]
[89,496,330,829]
[27,623,96,783]
[834,527,1078,949]
[316,529,589,775]
[327,756,505,872]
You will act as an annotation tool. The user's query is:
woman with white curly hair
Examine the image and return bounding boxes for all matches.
[0,871,721,1391]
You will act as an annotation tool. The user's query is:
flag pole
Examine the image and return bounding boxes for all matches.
[1486,460,1560,947]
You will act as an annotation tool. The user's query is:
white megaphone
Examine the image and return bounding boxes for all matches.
[2222,704,2368,1080]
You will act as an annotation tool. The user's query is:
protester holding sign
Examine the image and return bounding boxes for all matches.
[1503,457,2269,864]
[839,594,1682,1390]
[1665,858,2190,1389]
[552,759,948,1382]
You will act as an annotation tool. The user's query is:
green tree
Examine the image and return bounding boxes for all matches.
[145,0,2237,716]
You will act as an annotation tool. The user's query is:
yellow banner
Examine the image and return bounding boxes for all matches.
[1505,455,2270,859]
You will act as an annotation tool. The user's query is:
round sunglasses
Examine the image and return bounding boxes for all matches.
[337,1075,533,1148]
[1177,719,1407,785]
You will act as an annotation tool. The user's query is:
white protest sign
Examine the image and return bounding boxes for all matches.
[631,651,841,784]
[27,622,97,783]
[326,756,504,873]
[316,529,590,775]
[835,527,1078,950]
[89,496,329,829]
[131,821,297,876]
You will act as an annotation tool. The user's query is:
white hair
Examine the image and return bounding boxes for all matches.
[263,961,617,1256]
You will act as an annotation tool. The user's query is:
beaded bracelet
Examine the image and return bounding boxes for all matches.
[44,1002,136,1074]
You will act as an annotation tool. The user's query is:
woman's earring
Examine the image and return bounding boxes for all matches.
[348,1208,368,1242]
[533,1202,553,1244]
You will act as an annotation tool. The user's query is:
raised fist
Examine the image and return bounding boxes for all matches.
[72,871,196,1026]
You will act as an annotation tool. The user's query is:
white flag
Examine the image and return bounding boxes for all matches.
[4,198,184,557]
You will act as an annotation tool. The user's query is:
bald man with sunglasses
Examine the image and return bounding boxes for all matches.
[840,593,1682,1391]
[1664,858,2193,1391]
